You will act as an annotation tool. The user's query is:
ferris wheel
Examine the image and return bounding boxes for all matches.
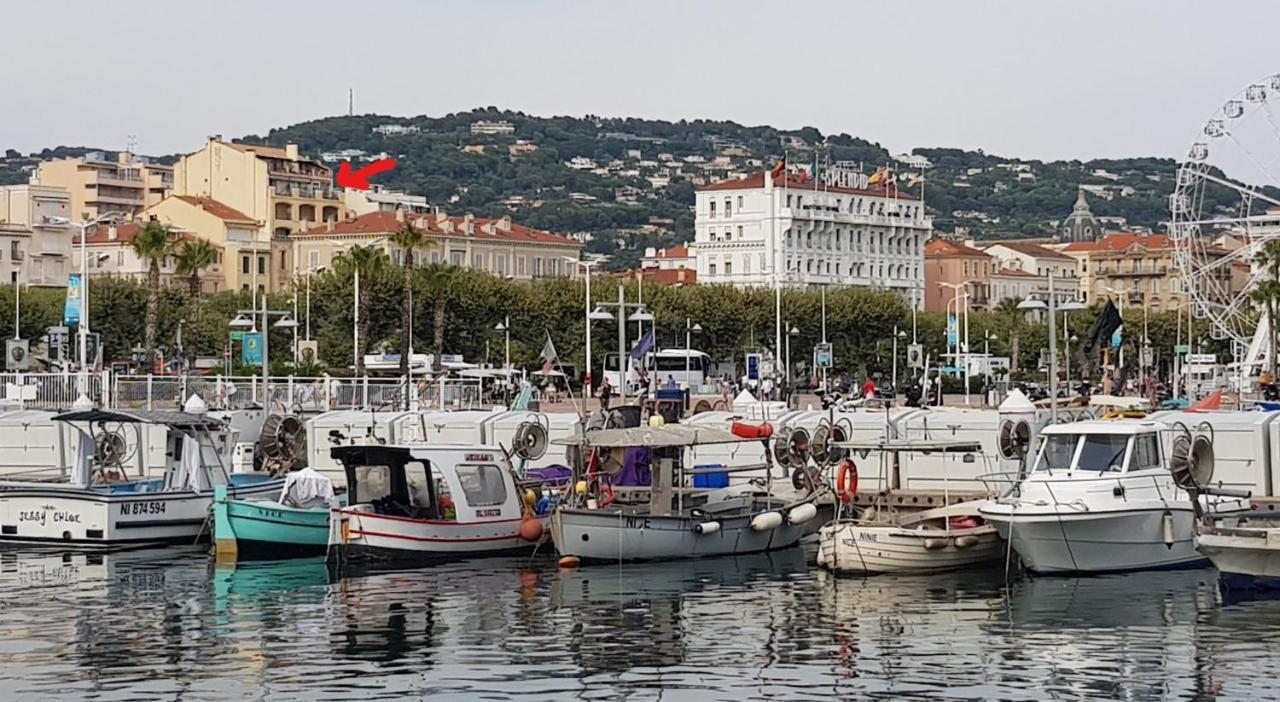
[1170,72,1280,348]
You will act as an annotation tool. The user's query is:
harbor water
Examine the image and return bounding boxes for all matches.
[2,544,1279,700]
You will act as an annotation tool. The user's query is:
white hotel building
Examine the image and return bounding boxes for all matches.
[691,170,930,303]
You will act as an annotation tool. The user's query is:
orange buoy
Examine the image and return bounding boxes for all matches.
[558,555,581,568]
[731,421,774,439]
[520,517,544,541]
[836,459,859,503]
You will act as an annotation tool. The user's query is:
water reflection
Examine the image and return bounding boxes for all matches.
[4,545,1280,700]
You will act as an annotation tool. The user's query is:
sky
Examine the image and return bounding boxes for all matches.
[4,0,1279,162]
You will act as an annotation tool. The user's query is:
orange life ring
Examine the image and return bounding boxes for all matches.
[836,459,859,503]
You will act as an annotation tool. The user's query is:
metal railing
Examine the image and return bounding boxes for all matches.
[0,372,488,413]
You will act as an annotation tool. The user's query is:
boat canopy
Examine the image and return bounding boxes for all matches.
[554,425,750,449]
[833,438,983,453]
[54,409,225,430]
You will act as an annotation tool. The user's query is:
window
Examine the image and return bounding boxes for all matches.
[1077,434,1130,473]
[309,251,319,269]
[737,195,743,209]
[258,256,266,275]
[241,255,250,274]
[473,253,484,269]
[352,464,393,505]
[496,255,507,276]
[709,201,716,218]
[450,251,464,266]
[430,250,440,264]
[517,256,526,276]
[1035,434,1078,472]
[724,199,732,216]
[724,261,732,276]
[532,257,543,277]
[737,225,743,239]
[454,464,508,508]
[280,251,286,270]
[1132,434,1160,470]
[709,262,717,276]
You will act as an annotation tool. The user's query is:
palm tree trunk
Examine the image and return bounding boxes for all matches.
[399,260,412,382]
[189,272,202,325]
[146,259,160,369]
[432,292,446,369]
[357,287,370,374]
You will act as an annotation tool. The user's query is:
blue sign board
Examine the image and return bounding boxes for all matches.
[64,274,83,325]
[746,353,761,381]
[241,332,264,366]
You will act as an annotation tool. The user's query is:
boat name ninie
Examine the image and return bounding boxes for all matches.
[119,501,166,516]
[18,510,82,526]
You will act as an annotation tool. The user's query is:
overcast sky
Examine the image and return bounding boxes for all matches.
[4,1,1278,162]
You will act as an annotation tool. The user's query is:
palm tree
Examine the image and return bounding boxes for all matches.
[995,296,1024,375]
[1254,239,1280,377]
[173,239,219,324]
[419,263,458,369]
[130,222,173,368]
[387,220,432,387]
[333,245,389,375]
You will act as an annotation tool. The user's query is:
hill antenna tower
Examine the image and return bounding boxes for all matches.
[348,88,353,116]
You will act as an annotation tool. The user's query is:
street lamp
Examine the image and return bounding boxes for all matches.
[593,285,652,398]
[685,318,703,390]
[1014,271,1063,421]
[52,211,126,401]
[229,298,294,401]
[942,281,973,405]
[565,257,602,396]
[494,317,510,371]
[304,265,325,341]
[785,324,799,391]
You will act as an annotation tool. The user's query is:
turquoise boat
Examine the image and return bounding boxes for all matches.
[213,484,334,561]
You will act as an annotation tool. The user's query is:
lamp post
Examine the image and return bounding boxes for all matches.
[52,211,125,400]
[785,324,799,393]
[941,281,972,405]
[305,265,325,341]
[591,285,652,398]
[1016,271,1060,422]
[494,317,510,371]
[628,306,655,397]
[230,299,297,399]
[1059,300,1086,394]
[892,326,907,395]
[685,318,703,389]
[565,257,603,396]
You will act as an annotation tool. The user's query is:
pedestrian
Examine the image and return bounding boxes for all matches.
[863,376,877,400]
[598,377,614,410]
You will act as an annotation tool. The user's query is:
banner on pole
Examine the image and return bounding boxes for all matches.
[242,332,264,366]
[907,343,923,369]
[63,274,83,325]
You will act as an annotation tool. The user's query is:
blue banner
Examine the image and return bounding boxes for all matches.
[242,332,264,366]
[64,274,83,325]
[631,330,655,360]
[1111,325,1124,349]
[946,314,958,346]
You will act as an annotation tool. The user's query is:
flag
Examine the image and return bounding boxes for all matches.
[631,329,655,360]
[770,160,786,179]
[539,333,557,373]
[867,167,888,185]
[908,173,925,187]
[1083,300,1122,354]
[1110,325,1124,349]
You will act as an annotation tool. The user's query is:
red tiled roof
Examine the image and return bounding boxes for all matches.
[172,196,257,224]
[296,210,578,247]
[925,239,990,259]
[986,241,1073,260]
[74,223,217,248]
[1095,233,1172,251]
[640,268,697,285]
[698,170,919,201]
[648,246,690,259]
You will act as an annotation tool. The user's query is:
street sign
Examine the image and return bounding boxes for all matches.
[1174,344,1190,354]
[745,352,761,381]
[815,342,833,368]
[6,339,28,371]
[229,331,245,342]
[907,343,923,369]
[1187,353,1216,365]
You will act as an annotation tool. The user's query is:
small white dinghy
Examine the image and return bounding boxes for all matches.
[817,439,1003,575]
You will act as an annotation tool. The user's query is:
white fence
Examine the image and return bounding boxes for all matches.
[0,372,488,412]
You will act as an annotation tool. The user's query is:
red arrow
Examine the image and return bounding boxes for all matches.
[335,158,397,190]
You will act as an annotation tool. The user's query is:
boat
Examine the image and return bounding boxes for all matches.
[212,481,343,561]
[816,439,1004,575]
[978,417,1246,574]
[548,423,820,563]
[0,408,284,547]
[326,443,550,569]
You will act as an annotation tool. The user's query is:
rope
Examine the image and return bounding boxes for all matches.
[1043,481,1080,572]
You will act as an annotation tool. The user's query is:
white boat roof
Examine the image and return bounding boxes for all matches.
[1040,418,1167,435]
[833,438,983,453]
[55,408,223,429]
[554,425,749,448]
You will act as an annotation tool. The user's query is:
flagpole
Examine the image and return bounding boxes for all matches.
[776,152,786,385]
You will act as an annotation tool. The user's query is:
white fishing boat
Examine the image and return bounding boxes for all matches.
[0,408,284,547]
[326,443,550,569]
[979,418,1247,574]
[817,439,1004,575]
[549,423,820,563]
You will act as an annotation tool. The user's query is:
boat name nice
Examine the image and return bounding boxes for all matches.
[18,510,82,526]
[624,516,652,530]
[119,501,167,516]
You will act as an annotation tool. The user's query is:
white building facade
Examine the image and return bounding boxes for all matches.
[691,170,930,303]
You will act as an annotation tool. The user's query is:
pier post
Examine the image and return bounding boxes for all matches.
[213,484,238,563]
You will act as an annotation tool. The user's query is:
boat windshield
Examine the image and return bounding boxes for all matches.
[455,463,508,507]
[1076,434,1130,473]
[1035,434,1078,472]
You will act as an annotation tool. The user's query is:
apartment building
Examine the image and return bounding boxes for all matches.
[35,151,173,221]
[691,170,931,303]
[0,184,75,286]
[142,195,264,293]
[290,210,582,279]
[923,239,991,312]
[72,223,224,293]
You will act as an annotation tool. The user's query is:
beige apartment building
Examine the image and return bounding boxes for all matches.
[142,195,266,293]
[923,238,991,312]
[291,210,582,279]
[73,223,225,293]
[35,151,173,221]
[0,184,75,286]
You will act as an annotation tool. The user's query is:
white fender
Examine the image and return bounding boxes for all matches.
[694,521,721,535]
[751,511,783,532]
[787,503,818,525]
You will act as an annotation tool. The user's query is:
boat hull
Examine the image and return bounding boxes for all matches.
[1198,529,1280,591]
[986,507,1203,574]
[816,521,1004,575]
[550,506,807,563]
[0,479,284,547]
[220,499,331,559]
[328,507,546,567]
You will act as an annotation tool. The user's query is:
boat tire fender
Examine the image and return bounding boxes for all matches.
[836,460,859,503]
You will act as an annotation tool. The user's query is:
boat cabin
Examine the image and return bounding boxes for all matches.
[331,444,524,522]
[1031,421,1166,476]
